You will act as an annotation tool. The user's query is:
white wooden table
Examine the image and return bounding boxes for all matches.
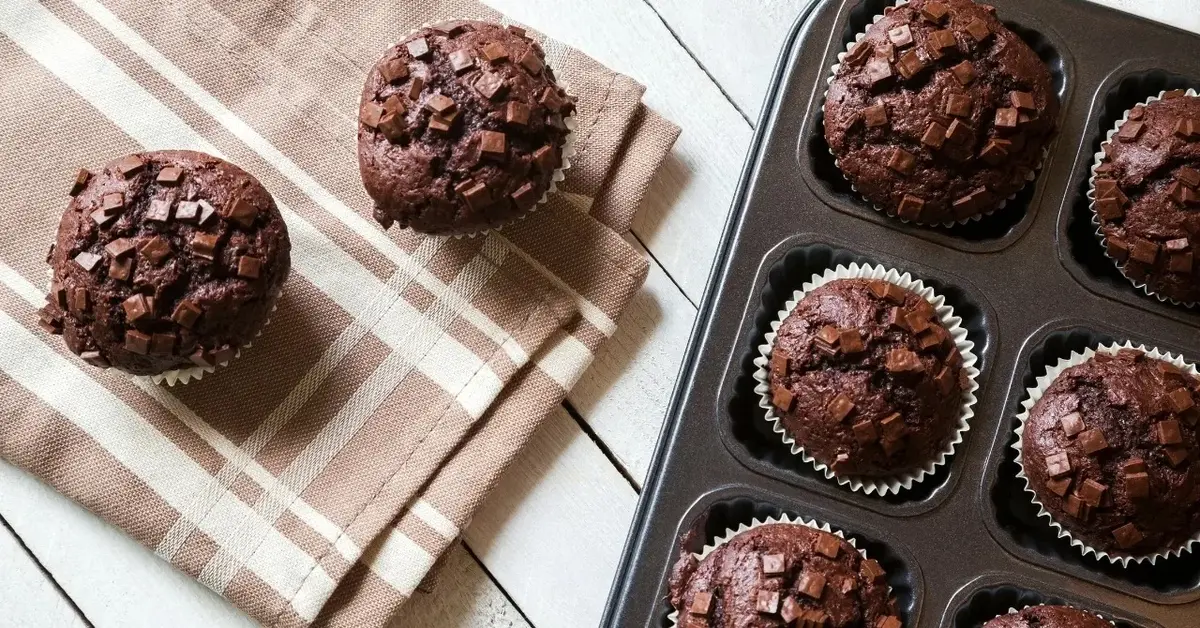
[2,1,1197,626]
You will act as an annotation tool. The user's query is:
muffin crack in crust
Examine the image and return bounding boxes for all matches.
[824,0,1058,223]
[767,278,967,476]
[40,150,290,376]
[1022,348,1200,556]
[357,21,575,235]
[1094,90,1200,303]
[667,523,899,628]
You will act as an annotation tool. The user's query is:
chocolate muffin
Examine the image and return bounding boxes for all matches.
[1021,348,1200,556]
[1093,91,1200,303]
[668,523,899,628]
[40,151,290,377]
[767,278,969,477]
[983,606,1110,628]
[358,20,575,235]
[824,0,1058,223]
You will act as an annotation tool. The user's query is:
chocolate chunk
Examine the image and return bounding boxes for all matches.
[1118,121,1144,142]
[885,348,922,373]
[780,597,802,624]
[863,103,888,128]
[1010,91,1036,112]
[860,558,886,582]
[1125,471,1151,499]
[815,533,840,558]
[479,130,507,160]
[116,154,145,176]
[904,311,931,334]
[929,29,957,51]
[80,351,109,368]
[755,590,779,614]
[505,101,531,126]
[945,93,972,117]
[1166,446,1190,467]
[1064,494,1091,521]
[887,24,913,47]
[68,287,89,314]
[1130,239,1159,265]
[1095,178,1120,199]
[407,76,425,100]
[843,41,872,66]
[138,236,171,266]
[1077,478,1107,507]
[769,350,790,378]
[1180,167,1200,188]
[189,348,215,368]
[90,209,117,228]
[1129,106,1145,120]
[125,330,151,355]
[852,419,878,445]
[995,107,1020,129]
[156,167,183,185]
[49,283,67,309]
[1166,387,1195,413]
[1156,419,1183,445]
[405,37,430,59]
[425,94,456,115]
[865,58,892,87]
[1078,428,1109,455]
[426,112,454,134]
[1112,523,1144,549]
[380,59,409,83]
[69,168,91,196]
[171,300,202,329]
[816,324,840,346]
[1046,451,1071,477]
[539,86,567,112]
[518,48,544,75]
[191,233,219,260]
[1046,477,1071,497]
[109,257,133,282]
[175,201,200,223]
[945,119,971,144]
[532,145,559,173]
[474,71,506,100]
[212,345,237,365]
[827,393,855,422]
[1095,196,1124,221]
[879,412,905,443]
[951,60,975,85]
[461,181,492,211]
[237,256,262,279]
[878,617,902,628]
[761,553,786,575]
[688,591,713,616]
[74,251,102,272]
[980,138,1012,165]
[149,332,175,356]
[381,94,406,117]
[1171,181,1200,206]
[508,181,539,210]
[796,571,825,599]
[449,49,475,74]
[196,200,218,227]
[839,328,864,354]
[1125,457,1148,473]
[102,192,125,214]
[1059,411,1085,437]
[922,1,950,22]
[921,122,947,149]
[897,194,925,220]
[146,198,172,223]
[895,50,927,79]
[432,21,467,36]
[887,148,916,176]
[964,17,991,42]
[122,294,153,324]
[481,41,509,63]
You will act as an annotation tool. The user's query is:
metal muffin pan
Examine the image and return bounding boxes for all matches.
[601,0,1200,626]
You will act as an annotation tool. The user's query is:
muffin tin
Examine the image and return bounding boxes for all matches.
[601,1,1200,626]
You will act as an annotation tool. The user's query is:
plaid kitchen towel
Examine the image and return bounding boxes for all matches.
[0,0,679,626]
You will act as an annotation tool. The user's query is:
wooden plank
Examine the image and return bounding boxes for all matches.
[1090,0,1200,33]
[0,517,88,628]
[485,0,752,304]
[463,407,639,628]
[568,238,697,485]
[394,542,530,628]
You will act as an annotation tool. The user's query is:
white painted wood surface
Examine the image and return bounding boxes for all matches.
[0,513,87,628]
[4,2,1197,628]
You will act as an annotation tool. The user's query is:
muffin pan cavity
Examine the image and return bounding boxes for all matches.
[945,577,1159,627]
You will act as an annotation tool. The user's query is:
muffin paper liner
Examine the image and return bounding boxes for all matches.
[45,270,274,386]
[1012,340,1200,565]
[383,22,578,239]
[990,605,1115,627]
[1088,88,1200,307]
[666,514,889,628]
[752,263,980,496]
[823,0,1046,227]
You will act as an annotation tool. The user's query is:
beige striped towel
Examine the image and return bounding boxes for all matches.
[0,0,679,625]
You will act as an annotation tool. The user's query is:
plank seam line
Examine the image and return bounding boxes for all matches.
[0,513,95,627]
[562,400,642,491]
[459,541,536,627]
[638,0,753,126]
[632,232,699,310]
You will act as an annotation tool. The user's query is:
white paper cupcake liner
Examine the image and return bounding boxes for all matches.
[1088,88,1200,307]
[1012,340,1200,566]
[666,513,891,628]
[752,263,980,495]
[381,22,578,239]
[992,605,1115,626]
[823,0,1047,227]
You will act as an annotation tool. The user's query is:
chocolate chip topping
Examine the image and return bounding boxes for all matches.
[768,278,968,476]
[1022,349,1200,554]
[1095,94,1200,302]
[667,524,897,628]
[982,605,1113,628]
[824,0,1058,223]
[45,150,290,376]
[358,20,575,235]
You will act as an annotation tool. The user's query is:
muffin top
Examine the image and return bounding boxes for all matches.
[1095,91,1200,303]
[41,150,290,376]
[1021,348,1200,555]
[357,20,575,235]
[668,523,899,628]
[982,606,1111,628]
[768,278,968,476]
[823,0,1057,224]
